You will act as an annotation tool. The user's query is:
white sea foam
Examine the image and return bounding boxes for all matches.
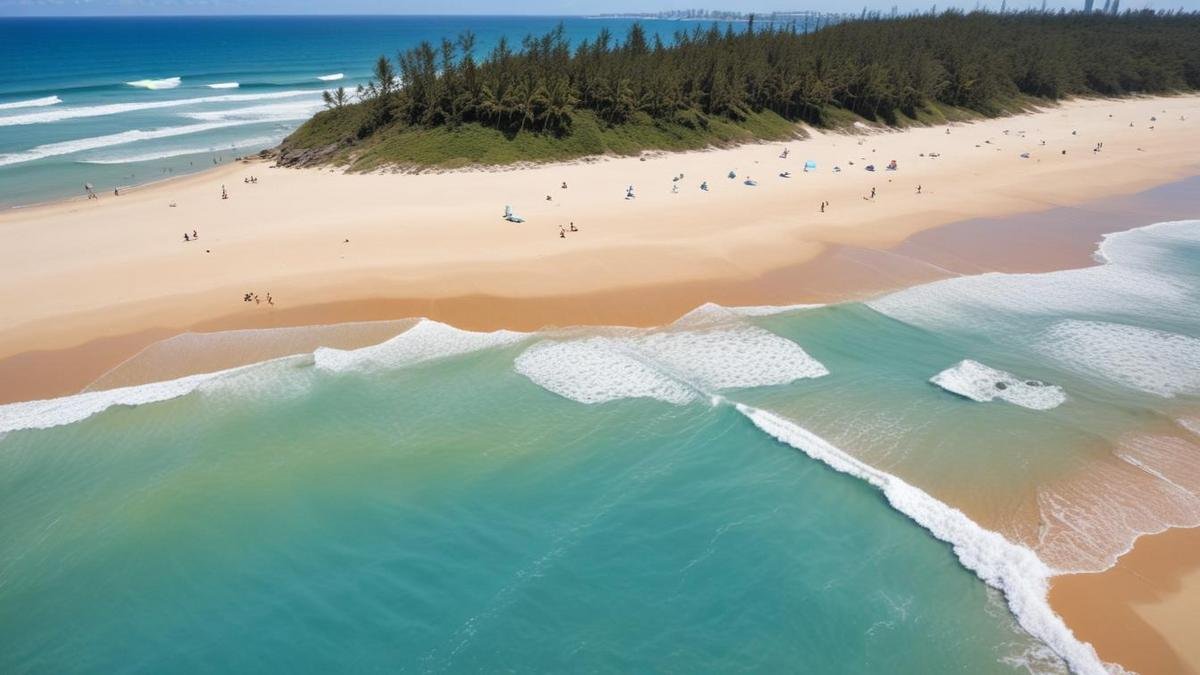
[931,360,1066,410]
[0,356,302,434]
[314,319,527,373]
[1036,320,1200,398]
[735,404,1108,675]
[676,302,823,326]
[317,73,345,81]
[126,76,181,90]
[1180,418,1200,438]
[514,338,698,405]
[868,221,1199,333]
[0,122,253,167]
[1037,432,1200,572]
[207,82,240,89]
[181,98,325,123]
[0,90,318,127]
[0,95,62,111]
[77,135,280,164]
[514,324,827,404]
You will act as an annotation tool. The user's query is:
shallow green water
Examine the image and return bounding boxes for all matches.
[2,219,1198,673]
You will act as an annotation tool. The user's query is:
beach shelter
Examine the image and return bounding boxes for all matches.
[804,160,817,171]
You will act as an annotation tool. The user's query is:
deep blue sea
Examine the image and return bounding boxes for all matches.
[0,16,716,207]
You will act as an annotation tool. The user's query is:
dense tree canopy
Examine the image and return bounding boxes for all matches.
[288,11,1199,166]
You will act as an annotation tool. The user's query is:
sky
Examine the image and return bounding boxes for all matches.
[0,0,1195,15]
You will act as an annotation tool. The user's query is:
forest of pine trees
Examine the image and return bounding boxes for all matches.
[284,10,1200,167]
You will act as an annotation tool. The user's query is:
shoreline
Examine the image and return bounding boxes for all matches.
[0,98,1197,674]
[1050,526,1200,675]
[1,97,1195,373]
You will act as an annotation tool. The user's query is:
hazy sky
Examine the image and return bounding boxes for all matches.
[0,0,1195,15]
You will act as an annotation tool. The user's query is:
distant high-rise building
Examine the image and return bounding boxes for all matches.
[1084,0,1094,11]
[1103,0,1111,12]
[1041,0,1047,11]
[1110,0,1120,12]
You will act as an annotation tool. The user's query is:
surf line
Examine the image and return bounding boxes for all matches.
[733,402,1109,675]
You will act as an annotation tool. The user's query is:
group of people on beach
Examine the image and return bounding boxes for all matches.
[182,229,198,242]
[243,291,273,306]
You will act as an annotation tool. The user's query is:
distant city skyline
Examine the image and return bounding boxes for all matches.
[1,0,1196,17]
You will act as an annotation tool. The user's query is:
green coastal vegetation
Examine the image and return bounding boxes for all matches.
[276,11,1200,170]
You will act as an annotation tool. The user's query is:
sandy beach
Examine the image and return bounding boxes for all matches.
[3,95,1200,674]
[2,95,1199,396]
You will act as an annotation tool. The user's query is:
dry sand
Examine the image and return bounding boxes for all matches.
[2,95,1198,368]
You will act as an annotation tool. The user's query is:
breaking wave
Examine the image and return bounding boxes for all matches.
[76,135,281,164]
[317,73,344,81]
[207,82,240,89]
[736,405,1108,675]
[126,76,182,90]
[181,98,325,123]
[514,323,828,405]
[0,95,62,110]
[0,122,253,167]
[0,90,318,127]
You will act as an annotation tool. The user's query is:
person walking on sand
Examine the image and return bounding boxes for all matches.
[916,185,922,194]
[266,293,274,306]
[221,185,228,200]
[870,187,876,199]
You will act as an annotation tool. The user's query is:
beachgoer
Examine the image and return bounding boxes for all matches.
[266,293,273,306]
[570,222,577,232]
[546,194,551,201]
[184,233,190,242]
[916,185,922,194]
[870,187,876,199]
[561,181,568,189]
[254,294,260,305]
[700,181,708,191]
[192,229,198,240]
[820,202,825,213]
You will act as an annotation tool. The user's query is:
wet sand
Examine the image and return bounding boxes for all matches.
[1050,526,1200,675]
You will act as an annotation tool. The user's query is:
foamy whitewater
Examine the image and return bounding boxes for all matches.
[3,218,1196,673]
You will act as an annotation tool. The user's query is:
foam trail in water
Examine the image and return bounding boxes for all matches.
[182,99,325,123]
[78,135,280,164]
[317,73,344,81]
[931,360,1066,410]
[515,324,827,404]
[868,221,1200,333]
[0,95,62,110]
[0,122,253,167]
[126,76,181,90]
[0,356,303,434]
[207,82,239,89]
[1036,320,1200,398]
[735,404,1109,675]
[515,338,698,405]
[314,319,527,373]
[0,90,317,127]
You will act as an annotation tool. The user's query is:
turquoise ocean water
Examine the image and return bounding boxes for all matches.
[0,16,730,207]
[2,217,1198,673]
